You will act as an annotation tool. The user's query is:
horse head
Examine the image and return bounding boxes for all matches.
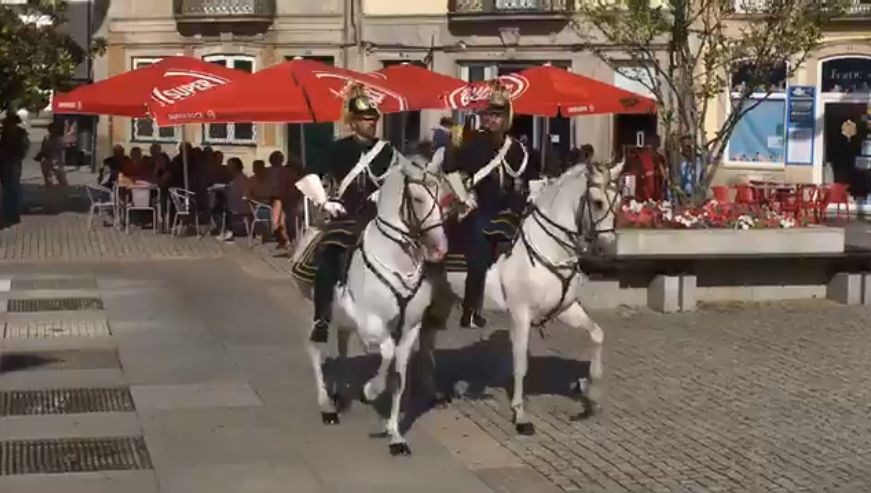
[377,152,448,262]
[577,160,623,256]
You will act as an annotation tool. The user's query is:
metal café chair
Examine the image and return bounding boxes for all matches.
[168,187,205,238]
[245,199,274,247]
[126,184,160,234]
[84,184,116,230]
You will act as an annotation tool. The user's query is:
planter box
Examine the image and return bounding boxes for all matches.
[616,227,845,257]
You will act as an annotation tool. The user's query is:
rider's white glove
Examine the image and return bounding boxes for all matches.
[368,190,379,203]
[322,200,346,218]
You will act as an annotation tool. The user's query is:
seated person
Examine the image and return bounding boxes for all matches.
[213,158,250,241]
[246,159,273,203]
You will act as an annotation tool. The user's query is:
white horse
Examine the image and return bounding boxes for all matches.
[292,155,449,455]
[421,161,622,435]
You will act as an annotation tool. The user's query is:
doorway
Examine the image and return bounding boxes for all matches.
[823,102,870,197]
[381,60,423,151]
[286,56,335,174]
[614,113,658,157]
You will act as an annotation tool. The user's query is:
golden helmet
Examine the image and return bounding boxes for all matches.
[479,79,513,130]
[341,83,380,124]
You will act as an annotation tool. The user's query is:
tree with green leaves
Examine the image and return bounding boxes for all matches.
[571,0,844,203]
[0,1,104,114]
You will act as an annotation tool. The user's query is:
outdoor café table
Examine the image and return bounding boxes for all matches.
[750,181,816,217]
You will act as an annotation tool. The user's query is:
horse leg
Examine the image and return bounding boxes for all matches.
[558,301,603,420]
[306,324,339,425]
[386,323,420,456]
[361,320,395,404]
[509,306,535,435]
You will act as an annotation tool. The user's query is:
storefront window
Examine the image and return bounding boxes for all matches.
[727,99,786,164]
[726,62,787,165]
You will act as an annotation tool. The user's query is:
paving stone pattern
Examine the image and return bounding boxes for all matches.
[447,300,871,492]
[0,214,226,262]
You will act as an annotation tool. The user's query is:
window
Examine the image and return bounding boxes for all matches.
[726,63,787,165]
[203,54,256,145]
[132,58,179,143]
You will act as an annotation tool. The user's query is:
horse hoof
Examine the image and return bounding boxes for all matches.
[389,442,412,456]
[571,395,597,421]
[321,412,340,425]
[430,392,453,409]
[571,377,590,396]
[515,422,536,435]
[359,387,372,405]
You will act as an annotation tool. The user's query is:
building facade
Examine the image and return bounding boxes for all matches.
[85,0,871,194]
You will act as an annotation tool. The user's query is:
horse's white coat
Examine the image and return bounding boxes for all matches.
[293,154,448,453]
[429,162,622,429]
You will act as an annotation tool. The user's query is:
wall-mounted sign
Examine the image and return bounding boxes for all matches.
[785,85,815,166]
[821,58,871,93]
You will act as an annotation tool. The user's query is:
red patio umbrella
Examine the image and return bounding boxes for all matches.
[442,65,656,117]
[52,56,250,117]
[150,59,415,126]
[374,63,466,110]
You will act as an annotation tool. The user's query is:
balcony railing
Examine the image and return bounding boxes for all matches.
[842,0,871,15]
[449,0,573,17]
[734,0,871,17]
[174,0,276,19]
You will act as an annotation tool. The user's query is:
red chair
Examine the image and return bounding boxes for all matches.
[733,185,759,205]
[817,183,850,223]
[711,185,730,203]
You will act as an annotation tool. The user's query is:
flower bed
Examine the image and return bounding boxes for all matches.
[618,199,812,230]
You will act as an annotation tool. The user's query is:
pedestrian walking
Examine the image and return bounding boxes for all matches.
[0,113,29,225]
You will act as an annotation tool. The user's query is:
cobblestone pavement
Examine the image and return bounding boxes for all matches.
[0,212,227,261]
[428,300,871,492]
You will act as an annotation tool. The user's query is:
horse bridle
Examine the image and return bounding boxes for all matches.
[374,172,444,253]
[520,170,619,327]
[577,175,621,255]
[358,170,444,340]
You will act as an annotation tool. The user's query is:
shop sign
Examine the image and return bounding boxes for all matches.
[785,85,815,165]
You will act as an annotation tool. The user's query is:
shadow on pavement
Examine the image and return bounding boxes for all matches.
[331,329,589,433]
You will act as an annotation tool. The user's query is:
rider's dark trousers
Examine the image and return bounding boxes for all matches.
[462,211,496,315]
[313,243,345,323]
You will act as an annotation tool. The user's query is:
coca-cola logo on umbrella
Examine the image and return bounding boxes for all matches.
[151,70,232,107]
[313,71,409,111]
[445,74,530,109]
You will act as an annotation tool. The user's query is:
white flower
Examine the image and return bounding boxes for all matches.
[627,199,644,214]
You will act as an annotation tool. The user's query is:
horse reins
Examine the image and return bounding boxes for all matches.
[358,172,444,340]
[520,173,619,328]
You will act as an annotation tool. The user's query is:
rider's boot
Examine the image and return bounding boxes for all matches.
[309,319,330,343]
[459,308,487,329]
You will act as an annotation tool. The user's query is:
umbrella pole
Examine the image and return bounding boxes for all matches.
[181,125,190,192]
[299,124,311,230]
[540,117,549,174]
[400,112,407,153]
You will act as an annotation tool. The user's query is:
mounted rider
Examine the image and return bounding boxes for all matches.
[295,83,399,342]
[443,80,537,329]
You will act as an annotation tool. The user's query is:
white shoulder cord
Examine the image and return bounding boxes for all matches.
[498,137,529,186]
[366,142,395,188]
